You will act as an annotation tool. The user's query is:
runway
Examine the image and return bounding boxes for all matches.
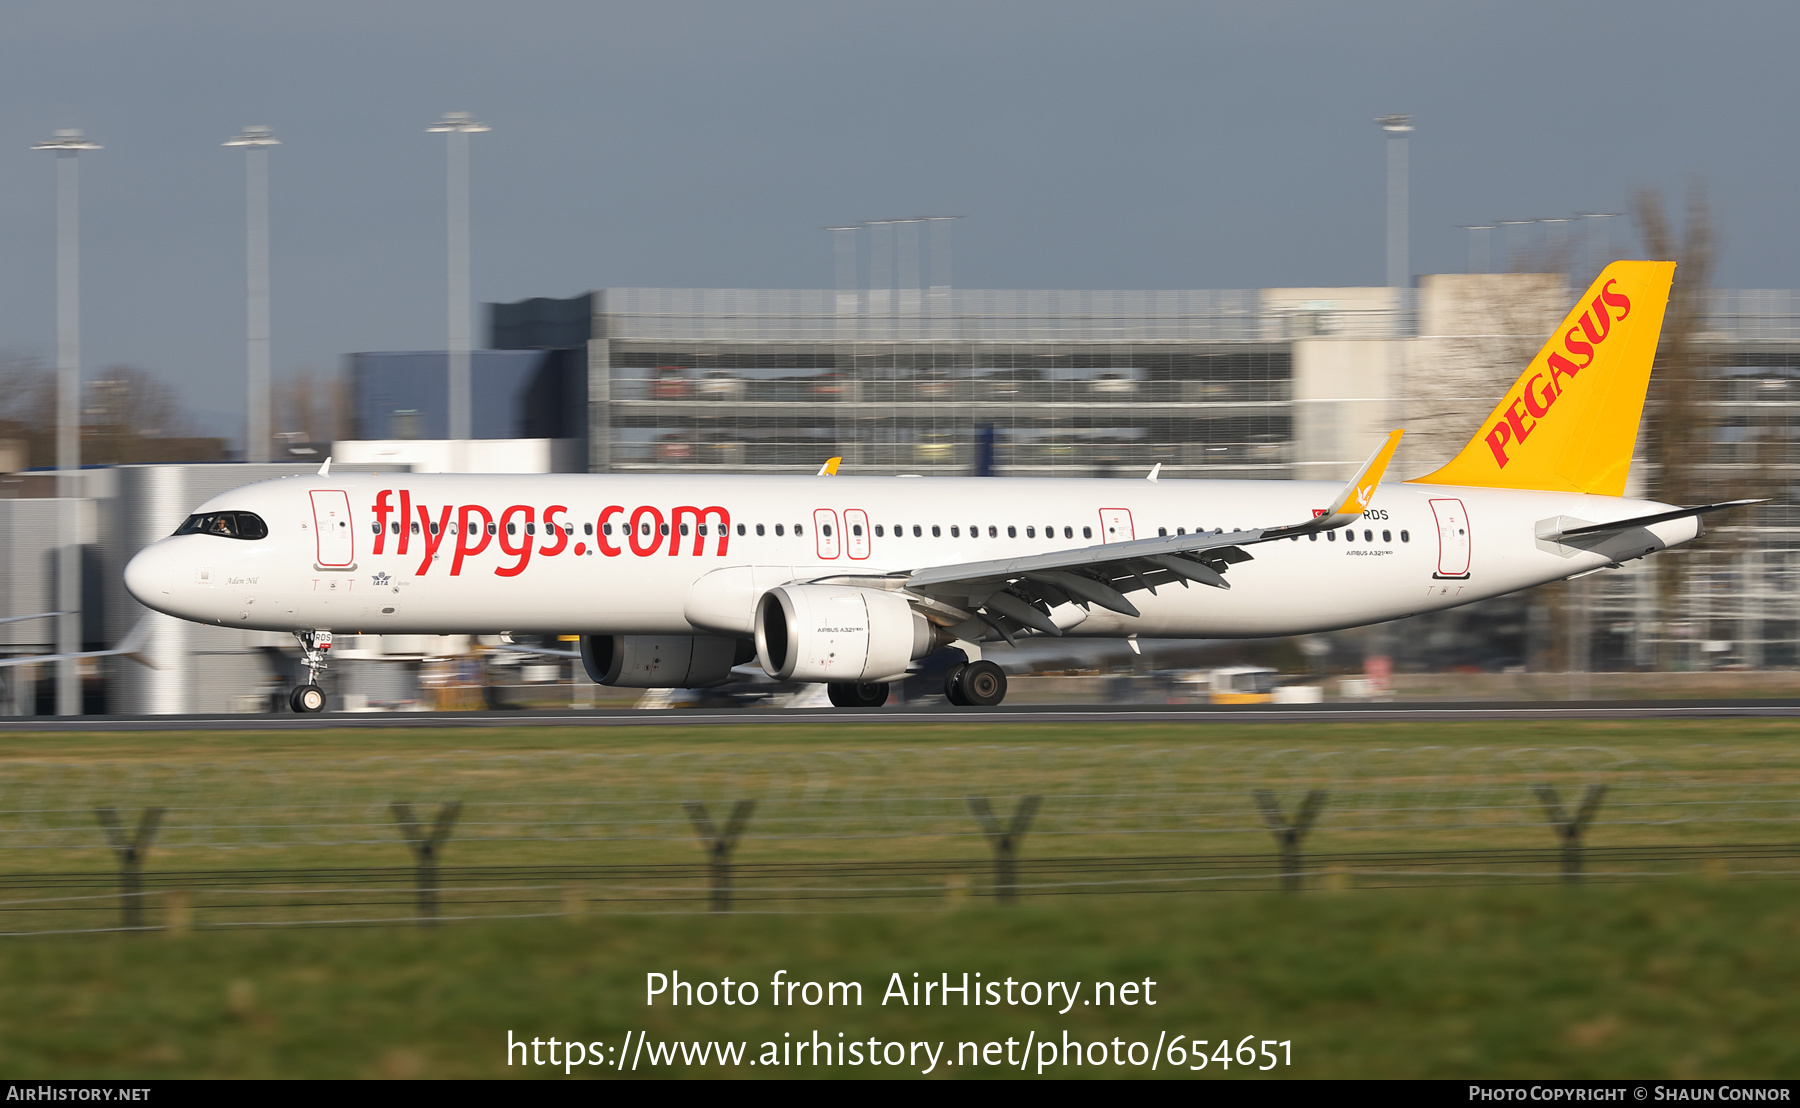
[5,699,1800,731]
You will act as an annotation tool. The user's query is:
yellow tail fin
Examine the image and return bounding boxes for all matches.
[1409,260,1675,496]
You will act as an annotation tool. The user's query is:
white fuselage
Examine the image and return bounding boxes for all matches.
[122,472,1697,640]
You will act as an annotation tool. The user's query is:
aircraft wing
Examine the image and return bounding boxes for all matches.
[893,431,1402,642]
[0,611,70,627]
[0,617,157,669]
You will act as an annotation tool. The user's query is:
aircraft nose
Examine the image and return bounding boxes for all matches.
[123,542,174,607]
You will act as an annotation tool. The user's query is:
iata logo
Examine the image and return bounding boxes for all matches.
[1484,278,1632,468]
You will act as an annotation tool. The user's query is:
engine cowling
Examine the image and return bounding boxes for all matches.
[754,585,938,683]
[578,634,754,688]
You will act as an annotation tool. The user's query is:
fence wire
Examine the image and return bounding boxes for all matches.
[0,744,1794,933]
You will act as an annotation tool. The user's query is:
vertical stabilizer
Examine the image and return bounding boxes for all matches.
[1410,260,1675,496]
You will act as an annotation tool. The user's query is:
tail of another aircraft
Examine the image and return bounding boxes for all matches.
[1409,260,1676,496]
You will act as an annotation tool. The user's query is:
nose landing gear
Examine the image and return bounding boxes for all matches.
[290,630,332,713]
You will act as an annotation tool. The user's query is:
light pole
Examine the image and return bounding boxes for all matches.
[428,112,488,453]
[32,129,100,716]
[225,126,278,463]
[1375,115,1412,289]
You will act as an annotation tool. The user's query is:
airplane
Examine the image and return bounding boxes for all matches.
[123,260,1758,713]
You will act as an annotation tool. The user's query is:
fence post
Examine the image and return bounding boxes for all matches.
[684,800,756,912]
[967,796,1043,904]
[1534,784,1606,883]
[94,807,164,931]
[1253,789,1328,892]
[391,801,461,923]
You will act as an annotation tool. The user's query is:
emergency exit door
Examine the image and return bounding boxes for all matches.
[311,489,355,567]
[1429,498,1471,579]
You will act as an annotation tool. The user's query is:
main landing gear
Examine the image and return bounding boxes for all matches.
[826,681,890,708]
[289,630,332,714]
[944,660,1008,707]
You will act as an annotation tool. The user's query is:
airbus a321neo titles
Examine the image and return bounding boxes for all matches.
[125,261,1757,712]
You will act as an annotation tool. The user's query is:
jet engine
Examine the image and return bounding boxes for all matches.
[754,585,941,683]
[579,634,755,688]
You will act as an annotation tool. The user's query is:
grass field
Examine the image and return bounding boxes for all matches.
[0,719,1797,1079]
[0,880,1796,1078]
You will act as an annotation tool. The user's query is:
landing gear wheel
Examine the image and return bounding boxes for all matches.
[958,661,1007,707]
[289,684,326,714]
[827,681,890,708]
[944,662,970,706]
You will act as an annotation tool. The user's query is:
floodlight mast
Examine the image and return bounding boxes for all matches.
[31,129,100,716]
[428,112,489,457]
[224,126,279,464]
[1375,115,1412,291]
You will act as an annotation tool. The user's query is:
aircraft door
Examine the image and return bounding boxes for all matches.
[1429,498,1471,579]
[844,509,870,559]
[1098,508,1134,543]
[813,508,840,560]
[310,490,355,567]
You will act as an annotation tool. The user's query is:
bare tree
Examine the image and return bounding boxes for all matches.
[273,369,352,447]
[1634,182,1718,669]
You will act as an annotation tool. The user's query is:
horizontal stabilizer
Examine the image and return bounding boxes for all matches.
[1543,499,1766,543]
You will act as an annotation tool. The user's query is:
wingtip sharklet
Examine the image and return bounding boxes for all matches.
[1324,429,1403,522]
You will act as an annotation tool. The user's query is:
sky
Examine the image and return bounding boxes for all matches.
[0,1,1793,445]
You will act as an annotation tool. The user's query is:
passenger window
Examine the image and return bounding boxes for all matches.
[602,522,612,535]
[775,524,784,536]
[507,523,517,535]
[1063,526,1073,538]
[1346,529,1355,542]
[1364,529,1373,542]
[1176,527,1185,535]
[1382,529,1392,542]
[487,523,497,536]
[951,525,960,537]
[1400,530,1410,542]
[987,525,996,538]
[913,524,922,537]
[1327,531,1336,542]
[412,522,421,535]
[680,523,690,536]
[1309,533,1317,542]
[431,521,441,535]
[932,525,941,537]
[1158,527,1167,537]
[873,525,882,537]
[584,522,593,535]
[823,524,833,537]
[641,523,650,536]
[1007,526,1016,538]
[1082,526,1092,539]
[660,523,669,536]
[370,522,380,534]
[1026,526,1036,538]
[755,523,765,536]
[795,524,804,536]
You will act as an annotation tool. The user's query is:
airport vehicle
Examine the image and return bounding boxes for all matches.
[124,262,1757,712]
[1206,666,1277,705]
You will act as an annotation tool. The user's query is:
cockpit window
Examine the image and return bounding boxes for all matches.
[174,511,269,540]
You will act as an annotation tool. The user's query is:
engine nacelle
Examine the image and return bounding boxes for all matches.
[755,585,938,683]
[578,634,754,688]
